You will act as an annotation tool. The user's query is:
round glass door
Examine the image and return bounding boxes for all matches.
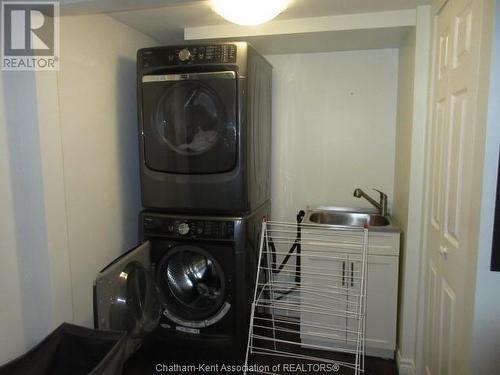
[155,81,226,156]
[142,72,237,174]
[109,261,161,338]
[157,246,226,322]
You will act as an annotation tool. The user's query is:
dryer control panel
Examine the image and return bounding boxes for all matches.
[140,44,237,68]
[142,214,235,240]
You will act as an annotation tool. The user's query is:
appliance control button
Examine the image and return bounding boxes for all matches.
[144,217,161,229]
[178,222,190,235]
[178,48,191,61]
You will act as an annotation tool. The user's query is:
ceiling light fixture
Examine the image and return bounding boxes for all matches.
[211,0,290,26]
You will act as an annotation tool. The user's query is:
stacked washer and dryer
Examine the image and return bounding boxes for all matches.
[94,42,272,365]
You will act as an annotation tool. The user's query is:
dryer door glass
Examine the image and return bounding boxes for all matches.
[141,71,237,174]
[95,241,161,338]
[157,245,226,322]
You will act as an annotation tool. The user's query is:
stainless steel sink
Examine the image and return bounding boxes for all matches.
[307,211,390,227]
[303,207,399,232]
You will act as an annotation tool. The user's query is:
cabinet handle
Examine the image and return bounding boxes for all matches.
[342,261,345,286]
[351,262,354,287]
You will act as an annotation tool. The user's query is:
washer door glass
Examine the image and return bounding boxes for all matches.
[157,81,223,156]
[109,261,161,338]
[158,246,226,322]
[96,241,161,338]
[141,72,237,174]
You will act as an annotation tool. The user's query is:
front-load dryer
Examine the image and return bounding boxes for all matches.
[137,42,272,214]
[93,204,269,364]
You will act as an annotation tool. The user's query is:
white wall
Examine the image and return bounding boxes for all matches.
[267,49,399,222]
[393,30,415,234]
[471,1,500,372]
[0,70,61,361]
[56,14,156,326]
[0,72,30,363]
[393,27,416,367]
[0,14,156,364]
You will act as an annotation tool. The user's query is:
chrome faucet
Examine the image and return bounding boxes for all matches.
[353,188,388,216]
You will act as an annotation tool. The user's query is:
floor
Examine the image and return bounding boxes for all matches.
[246,319,398,375]
[249,352,397,375]
[123,338,398,375]
[124,312,397,375]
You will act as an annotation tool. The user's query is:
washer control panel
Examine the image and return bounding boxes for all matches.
[142,215,235,240]
[141,44,237,68]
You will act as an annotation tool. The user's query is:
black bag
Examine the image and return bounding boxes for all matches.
[0,323,129,375]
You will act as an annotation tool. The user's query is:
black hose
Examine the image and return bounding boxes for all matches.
[268,210,305,298]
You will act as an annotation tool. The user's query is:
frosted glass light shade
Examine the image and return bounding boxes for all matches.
[211,0,290,26]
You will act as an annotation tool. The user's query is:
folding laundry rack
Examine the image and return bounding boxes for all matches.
[244,220,369,375]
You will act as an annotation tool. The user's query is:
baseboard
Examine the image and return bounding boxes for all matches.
[396,349,416,375]
[366,347,394,359]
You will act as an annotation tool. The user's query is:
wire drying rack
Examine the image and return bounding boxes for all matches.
[244,220,369,375]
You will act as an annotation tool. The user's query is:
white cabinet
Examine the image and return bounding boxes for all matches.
[364,254,399,357]
[300,254,349,345]
[300,231,400,359]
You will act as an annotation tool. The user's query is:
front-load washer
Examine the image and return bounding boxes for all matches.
[137,42,272,214]
[93,203,269,363]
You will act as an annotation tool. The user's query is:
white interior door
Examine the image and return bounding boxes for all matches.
[422,0,486,374]
[423,2,452,373]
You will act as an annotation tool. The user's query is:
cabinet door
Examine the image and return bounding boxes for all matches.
[364,255,399,353]
[300,253,348,347]
[344,255,399,357]
[299,231,399,357]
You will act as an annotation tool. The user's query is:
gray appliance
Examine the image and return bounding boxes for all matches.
[137,42,272,214]
[93,204,269,362]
